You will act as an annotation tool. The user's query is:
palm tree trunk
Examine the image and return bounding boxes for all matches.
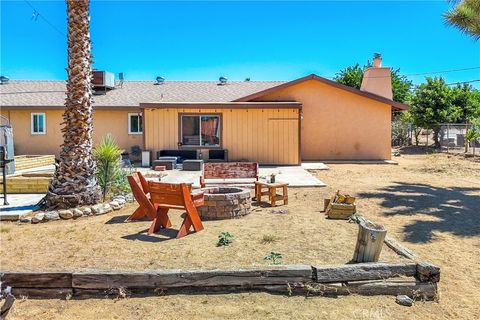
[41,0,100,209]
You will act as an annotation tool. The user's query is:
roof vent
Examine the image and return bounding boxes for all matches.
[155,76,165,85]
[218,76,228,85]
[245,77,251,82]
[0,76,9,85]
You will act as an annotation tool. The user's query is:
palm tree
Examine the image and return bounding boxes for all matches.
[445,0,480,40]
[41,0,101,209]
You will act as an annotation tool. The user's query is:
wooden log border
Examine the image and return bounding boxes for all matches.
[0,262,439,300]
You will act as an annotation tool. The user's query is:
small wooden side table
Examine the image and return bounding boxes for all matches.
[254,181,289,207]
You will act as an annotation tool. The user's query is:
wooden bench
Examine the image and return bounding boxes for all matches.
[200,162,258,188]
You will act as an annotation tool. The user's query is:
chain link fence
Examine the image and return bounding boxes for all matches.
[391,120,480,156]
[439,123,480,155]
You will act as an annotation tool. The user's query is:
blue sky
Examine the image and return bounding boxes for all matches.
[1,1,479,87]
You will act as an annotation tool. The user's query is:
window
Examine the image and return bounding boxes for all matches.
[180,115,221,147]
[31,113,46,134]
[128,113,143,134]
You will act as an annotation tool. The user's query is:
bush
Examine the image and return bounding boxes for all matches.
[93,134,127,201]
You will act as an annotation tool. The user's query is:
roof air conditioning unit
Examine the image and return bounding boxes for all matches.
[92,71,115,89]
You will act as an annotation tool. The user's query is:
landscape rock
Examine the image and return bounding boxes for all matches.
[44,211,60,221]
[125,193,134,202]
[113,197,126,206]
[59,209,73,220]
[395,295,414,307]
[19,217,32,223]
[271,208,289,215]
[31,213,45,224]
[93,203,113,215]
[109,200,121,210]
[82,207,92,216]
[72,208,83,218]
[102,203,113,213]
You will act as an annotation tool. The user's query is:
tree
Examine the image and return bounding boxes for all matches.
[452,84,480,122]
[445,0,480,40]
[334,63,413,103]
[409,77,461,147]
[41,0,101,209]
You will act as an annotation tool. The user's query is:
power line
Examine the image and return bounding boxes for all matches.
[363,66,480,79]
[446,79,480,86]
[23,0,65,37]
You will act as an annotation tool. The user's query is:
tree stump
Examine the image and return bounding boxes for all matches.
[353,220,387,263]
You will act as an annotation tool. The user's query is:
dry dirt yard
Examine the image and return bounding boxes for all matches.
[1,153,479,319]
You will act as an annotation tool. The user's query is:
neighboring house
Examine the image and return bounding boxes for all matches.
[0,55,408,165]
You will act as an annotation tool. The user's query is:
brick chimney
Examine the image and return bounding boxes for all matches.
[360,53,393,100]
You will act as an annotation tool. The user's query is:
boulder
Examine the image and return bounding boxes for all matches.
[91,205,101,214]
[59,210,73,220]
[31,213,45,224]
[72,208,83,218]
[44,211,60,221]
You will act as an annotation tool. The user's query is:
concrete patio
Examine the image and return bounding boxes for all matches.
[138,164,326,188]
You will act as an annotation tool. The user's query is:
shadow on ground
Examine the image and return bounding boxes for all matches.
[122,228,179,243]
[359,182,480,243]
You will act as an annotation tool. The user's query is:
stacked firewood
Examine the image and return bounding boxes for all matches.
[324,190,356,219]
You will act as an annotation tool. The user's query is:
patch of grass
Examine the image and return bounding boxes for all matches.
[261,234,277,244]
[0,226,11,233]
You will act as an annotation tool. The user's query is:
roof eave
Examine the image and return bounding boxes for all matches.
[233,74,409,111]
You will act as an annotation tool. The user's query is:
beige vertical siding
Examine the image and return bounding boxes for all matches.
[144,108,299,165]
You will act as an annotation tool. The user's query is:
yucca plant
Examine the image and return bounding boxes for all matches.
[93,134,124,202]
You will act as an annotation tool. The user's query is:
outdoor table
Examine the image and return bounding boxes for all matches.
[254,181,289,207]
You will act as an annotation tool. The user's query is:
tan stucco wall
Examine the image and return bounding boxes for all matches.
[253,79,392,160]
[0,108,144,157]
[144,108,300,165]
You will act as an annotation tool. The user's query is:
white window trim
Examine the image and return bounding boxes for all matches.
[31,112,46,135]
[128,112,143,135]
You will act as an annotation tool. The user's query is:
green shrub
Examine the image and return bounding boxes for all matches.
[264,251,283,265]
[93,134,125,201]
[217,232,233,247]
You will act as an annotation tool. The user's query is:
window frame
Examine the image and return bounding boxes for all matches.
[178,113,222,149]
[31,112,46,135]
[128,112,143,135]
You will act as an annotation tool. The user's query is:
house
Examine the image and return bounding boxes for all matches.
[0,55,408,165]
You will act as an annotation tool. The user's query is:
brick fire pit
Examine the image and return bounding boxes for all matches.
[198,187,252,220]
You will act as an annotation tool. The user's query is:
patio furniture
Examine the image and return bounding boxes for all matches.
[148,181,204,238]
[126,171,158,222]
[200,162,258,187]
[254,181,289,207]
[207,149,228,162]
[183,159,204,171]
[157,150,198,163]
[152,159,176,170]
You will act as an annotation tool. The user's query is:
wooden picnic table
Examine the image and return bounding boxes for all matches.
[254,181,289,207]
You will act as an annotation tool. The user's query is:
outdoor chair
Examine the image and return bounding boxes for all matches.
[126,171,156,222]
[148,181,205,238]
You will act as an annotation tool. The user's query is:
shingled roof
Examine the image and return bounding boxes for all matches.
[0,80,285,107]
